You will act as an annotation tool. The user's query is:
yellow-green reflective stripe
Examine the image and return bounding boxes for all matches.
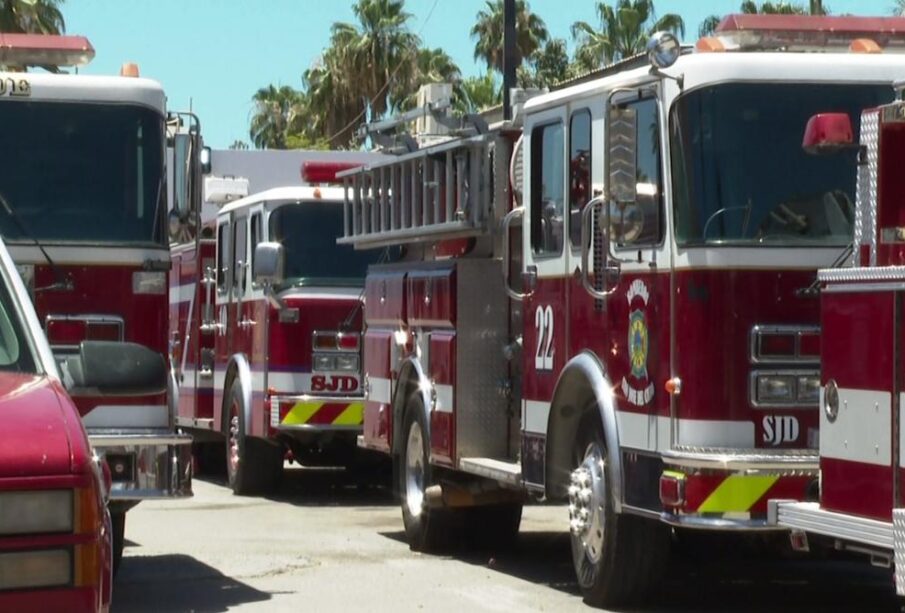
[697,475,779,513]
[281,402,323,425]
[332,402,364,426]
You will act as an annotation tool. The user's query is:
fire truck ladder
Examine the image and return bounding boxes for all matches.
[337,132,506,249]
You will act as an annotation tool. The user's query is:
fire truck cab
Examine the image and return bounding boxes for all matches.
[769,92,905,597]
[342,15,905,608]
[0,34,198,570]
[171,173,388,495]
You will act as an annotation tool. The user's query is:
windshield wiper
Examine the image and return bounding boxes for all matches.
[0,191,73,293]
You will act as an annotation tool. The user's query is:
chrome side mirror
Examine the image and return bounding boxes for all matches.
[253,242,284,286]
[647,31,681,69]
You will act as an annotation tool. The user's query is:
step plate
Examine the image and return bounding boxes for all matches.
[458,457,522,488]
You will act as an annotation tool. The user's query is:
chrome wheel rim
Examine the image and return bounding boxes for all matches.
[404,420,425,518]
[568,442,606,565]
[228,404,240,477]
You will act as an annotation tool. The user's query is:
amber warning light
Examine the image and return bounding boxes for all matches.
[301,161,362,185]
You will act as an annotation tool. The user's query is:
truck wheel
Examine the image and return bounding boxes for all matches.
[400,398,451,552]
[225,381,283,496]
[569,418,669,608]
[111,510,125,577]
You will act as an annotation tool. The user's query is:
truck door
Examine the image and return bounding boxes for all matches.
[214,218,232,416]
[228,214,247,363]
[521,106,569,484]
[572,87,671,508]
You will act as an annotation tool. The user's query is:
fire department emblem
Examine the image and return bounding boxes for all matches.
[622,279,655,406]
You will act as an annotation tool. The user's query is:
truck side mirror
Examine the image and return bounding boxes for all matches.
[802,113,854,155]
[253,242,284,286]
[65,341,166,396]
[173,133,192,219]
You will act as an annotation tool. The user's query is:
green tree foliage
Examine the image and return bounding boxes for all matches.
[249,85,306,150]
[518,38,573,89]
[471,0,549,73]
[453,72,502,114]
[0,0,65,34]
[572,0,684,71]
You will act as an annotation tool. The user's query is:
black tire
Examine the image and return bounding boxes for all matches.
[569,417,670,608]
[111,510,125,577]
[399,397,452,552]
[225,380,283,496]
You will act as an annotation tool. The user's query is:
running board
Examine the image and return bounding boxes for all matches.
[768,500,893,550]
[458,457,522,488]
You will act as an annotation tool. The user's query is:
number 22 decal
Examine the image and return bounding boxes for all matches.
[534,305,554,370]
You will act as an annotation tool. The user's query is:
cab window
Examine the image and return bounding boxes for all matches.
[612,97,663,247]
[217,221,230,294]
[569,109,591,248]
[530,122,565,257]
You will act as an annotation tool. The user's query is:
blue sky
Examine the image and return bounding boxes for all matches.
[65,0,894,148]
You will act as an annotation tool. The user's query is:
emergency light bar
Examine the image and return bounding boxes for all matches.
[302,161,362,185]
[698,14,905,53]
[0,34,94,68]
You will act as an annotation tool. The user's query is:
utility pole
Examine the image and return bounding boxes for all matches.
[503,0,516,120]
[810,0,823,14]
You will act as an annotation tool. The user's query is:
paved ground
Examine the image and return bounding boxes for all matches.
[112,467,900,612]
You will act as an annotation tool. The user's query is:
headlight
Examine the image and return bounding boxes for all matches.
[0,490,73,535]
[313,354,335,372]
[334,354,360,372]
[797,375,821,404]
[0,549,71,590]
[756,375,795,403]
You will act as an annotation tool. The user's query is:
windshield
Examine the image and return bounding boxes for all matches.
[269,202,388,285]
[671,83,893,246]
[0,101,165,246]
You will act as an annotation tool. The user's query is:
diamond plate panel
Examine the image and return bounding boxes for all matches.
[894,508,905,595]
[455,258,512,460]
[855,110,878,266]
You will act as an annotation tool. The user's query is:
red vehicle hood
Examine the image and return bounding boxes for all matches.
[0,374,80,478]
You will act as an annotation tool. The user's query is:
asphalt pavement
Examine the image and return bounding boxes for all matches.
[111,467,900,612]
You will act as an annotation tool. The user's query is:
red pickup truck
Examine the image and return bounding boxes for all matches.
[0,237,168,611]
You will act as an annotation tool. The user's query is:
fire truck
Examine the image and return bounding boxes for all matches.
[170,162,388,495]
[767,88,905,597]
[337,15,905,608]
[0,35,198,569]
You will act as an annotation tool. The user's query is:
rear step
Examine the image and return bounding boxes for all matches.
[458,457,522,488]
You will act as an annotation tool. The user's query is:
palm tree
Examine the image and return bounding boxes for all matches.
[304,0,421,146]
[249,85,305,149]
[453,72,502,114]
[518,38,572,89]
[699,2,817,38]
[895,0,905,15]
[572,1,684,71]
[471,0,549,74]
[0,0,65,34]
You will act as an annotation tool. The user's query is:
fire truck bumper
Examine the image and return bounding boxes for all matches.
[767,500,894,550]
[88,431,193,501]
[658,447,818,531]
[269,394,365,432]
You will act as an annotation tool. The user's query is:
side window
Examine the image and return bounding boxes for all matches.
[569,109,591,248]
[530,122,565,257]
[216,221,230,294]
[614,96,663,246]
[249,212,262,290]
[233,217,247,297]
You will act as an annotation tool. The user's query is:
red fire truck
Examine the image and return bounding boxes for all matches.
[170,164,387,495]
[768,91,905,597]
[339,15,905,608]
[0,35,198,569]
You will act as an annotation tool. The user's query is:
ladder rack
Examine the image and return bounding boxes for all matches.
[338,132,510,249]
